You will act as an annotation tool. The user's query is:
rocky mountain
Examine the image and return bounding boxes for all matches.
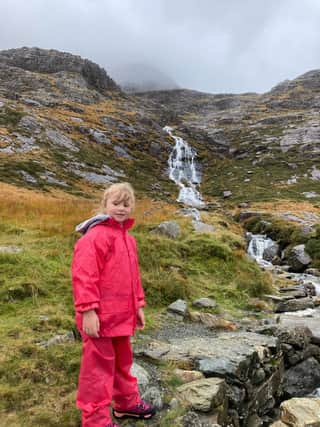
[0,46,320,206]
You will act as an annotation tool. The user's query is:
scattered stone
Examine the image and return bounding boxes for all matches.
[0,245,22,253]
[192,221,215,234]
[20,170,37,184]
[193,298,217,309]
[169,397,179,409]
[37,331,75,348]
[177,377,227,412]
[281,397,320,426]
[223,190,232,198]
[303,191,319,198]
[153,221,181,239]
[114,144,133,159]
[167,299,188,317]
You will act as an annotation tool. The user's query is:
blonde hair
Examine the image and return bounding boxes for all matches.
[100,182,135,213]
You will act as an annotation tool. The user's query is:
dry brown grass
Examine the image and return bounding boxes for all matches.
[0,183,178,235]
[251,200,320,215]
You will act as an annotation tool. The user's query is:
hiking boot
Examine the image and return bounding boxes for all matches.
[113,399,156,420]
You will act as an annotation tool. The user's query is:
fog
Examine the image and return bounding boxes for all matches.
[1,0,320,93]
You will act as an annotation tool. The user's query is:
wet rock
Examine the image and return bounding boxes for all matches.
[283,357,320,398]
[263,243,280,262]
[167,299,188,317]
[274,297,314,313]
[280,397,320,426]
[177,377,227,412]
[286,244,312,272]
[153,220,181,239]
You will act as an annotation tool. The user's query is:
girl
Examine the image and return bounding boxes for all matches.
[72,183,155,427]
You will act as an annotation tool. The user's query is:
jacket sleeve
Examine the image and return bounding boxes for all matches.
[71,229,109,312]
[133,238,145,308]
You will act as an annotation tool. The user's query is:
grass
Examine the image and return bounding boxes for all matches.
[0,183,273,426]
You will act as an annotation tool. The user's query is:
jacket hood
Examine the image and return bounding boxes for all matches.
[75,214,110,234]
[75,214,135,234]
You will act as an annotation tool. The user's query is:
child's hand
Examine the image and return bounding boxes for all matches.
[137,307,145,330]
[82,310,100,337]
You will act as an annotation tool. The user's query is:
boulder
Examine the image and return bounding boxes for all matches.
[263,243,280,262]
[283,357,320,398]
[192,298,217,309]
[275,297,314,313]
[281,397,320,426]
[167,299,188,317]
[153,220,181,239]
[177,377,227,412]
[286,245,312,272]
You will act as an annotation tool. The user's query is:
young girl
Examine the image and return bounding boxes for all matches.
[72,183,155,427]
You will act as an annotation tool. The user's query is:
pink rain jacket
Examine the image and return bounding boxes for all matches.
[72,217,145,337]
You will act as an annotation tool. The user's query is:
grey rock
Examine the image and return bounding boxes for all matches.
[20,170,37,184]
[287,244,312,272]
[223,190,232,198]
[141,386,163,410]
[19,115,42,133]
[303,191,319,198]
[263,243,280,262]
[45,128,79,152]
[131,362,150,393]
[167,299,188,317]
[283,357,320,398]
[114,144,133,159]
[89,129,111,145]
[74,171,117,184]
[37,331,75,348]
[154,220,181,239]
[0,246,22,253]
[192,221,215,234]
[192,298,217,309]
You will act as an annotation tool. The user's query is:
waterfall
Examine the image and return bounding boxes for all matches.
[247,234,275,267]
[164,126,204,208]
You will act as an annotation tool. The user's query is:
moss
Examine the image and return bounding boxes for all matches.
[0,107,25,129]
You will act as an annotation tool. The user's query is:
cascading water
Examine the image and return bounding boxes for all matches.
[247,234,275,268]
[164,126,205,208]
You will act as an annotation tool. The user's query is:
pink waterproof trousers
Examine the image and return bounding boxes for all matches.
[77,336,140,427]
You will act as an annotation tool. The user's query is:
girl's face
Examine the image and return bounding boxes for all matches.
[105,193,132,223]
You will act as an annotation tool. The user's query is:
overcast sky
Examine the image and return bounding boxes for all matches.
[1,0,320,94]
